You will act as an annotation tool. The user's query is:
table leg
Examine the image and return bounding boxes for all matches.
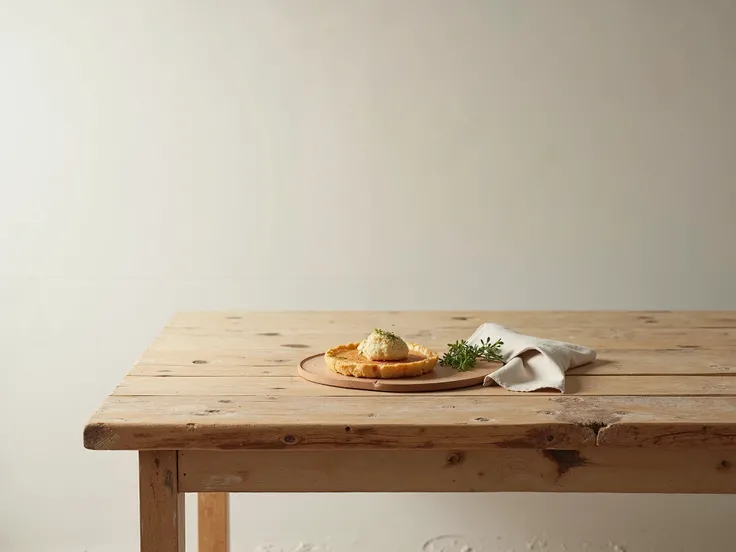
[198,493,230,552]
[139,451,185,552]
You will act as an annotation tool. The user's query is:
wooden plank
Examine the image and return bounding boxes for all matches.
[178,448,736,494]
[145,326,736,353]
[167,310,736,331]
[114,374,736,397]
[84,395,736,451]
[134,350,296,370]
[198,493,229,552]
[139,451,185,552]
[130,348,736,377]
[598,422,736,448]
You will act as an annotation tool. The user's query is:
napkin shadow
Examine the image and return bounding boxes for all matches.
[566,357,613,374]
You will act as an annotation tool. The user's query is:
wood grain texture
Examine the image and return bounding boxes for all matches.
[178,448,736,494]
[139,451,185,552]
[145,326,736,353]
[167,310,736,330]
[198,493,229,552]
[85,395,736,450]
[114,374,736,397]
[85,311,736,452]
[131,346,736,377]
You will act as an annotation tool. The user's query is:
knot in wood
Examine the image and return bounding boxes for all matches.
[281,435,299,445]
[446,452,464,466]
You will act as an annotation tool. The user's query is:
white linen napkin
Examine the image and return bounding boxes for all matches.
[467,323,597,393]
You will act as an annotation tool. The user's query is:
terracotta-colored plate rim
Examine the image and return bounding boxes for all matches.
[298,352,496,393]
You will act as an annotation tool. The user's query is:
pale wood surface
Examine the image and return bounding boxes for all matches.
[115,374,736,396]
[178,448,736,494]
[198,493,229,552]
[139,451,185,552]
[133,346,735,377]
[85,311,736,451]
[87,395,736,450]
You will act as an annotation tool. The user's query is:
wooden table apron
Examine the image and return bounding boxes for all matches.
[84,311,736,552]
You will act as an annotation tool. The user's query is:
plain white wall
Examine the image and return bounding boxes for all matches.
[2,1,736,551]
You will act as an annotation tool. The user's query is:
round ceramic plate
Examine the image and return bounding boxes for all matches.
[298,353,498,393]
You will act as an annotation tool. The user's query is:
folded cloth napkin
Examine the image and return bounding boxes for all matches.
[466,323,597,393]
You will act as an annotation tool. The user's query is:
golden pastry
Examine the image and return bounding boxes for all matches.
[325,329,438,378]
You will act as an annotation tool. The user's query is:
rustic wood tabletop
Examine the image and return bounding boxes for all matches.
[83,311,736,552]
[85,310,736,452]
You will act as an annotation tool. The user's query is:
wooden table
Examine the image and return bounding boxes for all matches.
[84,311,736,552]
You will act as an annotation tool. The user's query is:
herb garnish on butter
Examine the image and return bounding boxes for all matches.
[373,328,399,341]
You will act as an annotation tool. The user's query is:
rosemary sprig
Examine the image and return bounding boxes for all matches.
[439,337,504,372]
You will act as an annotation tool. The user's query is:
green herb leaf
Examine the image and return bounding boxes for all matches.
[439,337,504,372]
[373,328,399,341]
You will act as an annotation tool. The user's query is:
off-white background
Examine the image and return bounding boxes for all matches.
[2,1,736,551]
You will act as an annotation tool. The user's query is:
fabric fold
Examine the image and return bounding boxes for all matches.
[466,323,597,392]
